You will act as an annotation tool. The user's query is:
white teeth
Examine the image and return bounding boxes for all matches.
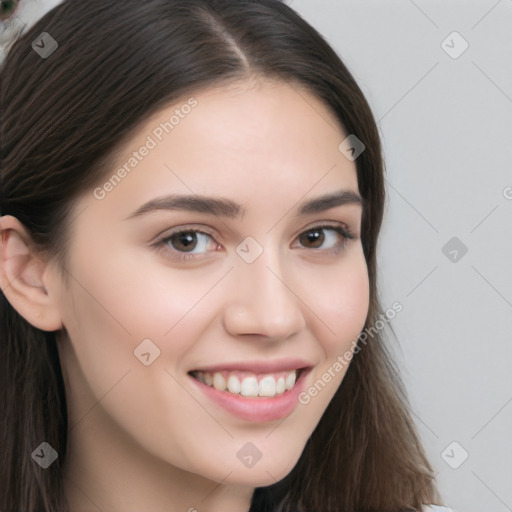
[240,376,259,397]
[258,376,276,397]
[285,371,296,390]
[196,369,300,397]
[227,374,241,394]
[204,372,213,386]
[212,372,226,391]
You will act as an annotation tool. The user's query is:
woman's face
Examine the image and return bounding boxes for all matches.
[51,79,369,490]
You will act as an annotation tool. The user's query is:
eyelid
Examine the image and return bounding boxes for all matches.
[152,221,358,262]
[150,225,220,260]
[299,219,354,237]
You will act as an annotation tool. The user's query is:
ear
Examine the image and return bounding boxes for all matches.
[0,215,63,331]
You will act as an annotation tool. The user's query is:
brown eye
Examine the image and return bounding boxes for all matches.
[0,1,20,21]
[155,227,220,262]
[296,224,355,253]
[299,228,325,249]
[168,231,201,253]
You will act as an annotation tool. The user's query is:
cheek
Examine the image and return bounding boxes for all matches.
[57,264,220,472]
[309,250,370,352]
[298,251,369,404]
[62,240,215,347]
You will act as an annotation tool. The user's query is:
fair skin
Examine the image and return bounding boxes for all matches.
[0,78,369,512]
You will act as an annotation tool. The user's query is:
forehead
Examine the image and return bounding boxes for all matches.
[80,79,360,221]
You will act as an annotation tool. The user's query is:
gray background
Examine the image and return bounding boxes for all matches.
[290,1,512,510]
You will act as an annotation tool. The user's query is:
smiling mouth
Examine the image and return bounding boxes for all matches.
[188,367,308,398]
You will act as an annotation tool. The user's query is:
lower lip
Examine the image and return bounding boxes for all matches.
[188,369,310,423]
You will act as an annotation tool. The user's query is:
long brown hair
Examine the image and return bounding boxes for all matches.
[0,1,441,510]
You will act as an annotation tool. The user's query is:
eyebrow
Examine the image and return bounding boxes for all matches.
[124,189,364,220]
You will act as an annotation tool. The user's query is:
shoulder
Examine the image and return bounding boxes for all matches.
[422,506,456,512]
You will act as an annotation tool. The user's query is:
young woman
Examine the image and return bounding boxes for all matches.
[0,1,454,510]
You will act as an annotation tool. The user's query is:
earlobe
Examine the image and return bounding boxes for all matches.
[0,215,63,331]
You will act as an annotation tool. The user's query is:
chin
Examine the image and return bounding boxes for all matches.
[189,451,300,488]
[223,469,290,488]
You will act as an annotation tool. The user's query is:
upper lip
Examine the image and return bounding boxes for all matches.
[190,358,314,374]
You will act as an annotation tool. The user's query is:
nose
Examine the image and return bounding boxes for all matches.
[222,248,307,341]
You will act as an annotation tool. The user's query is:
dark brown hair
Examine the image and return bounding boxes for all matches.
[0,1,441,510]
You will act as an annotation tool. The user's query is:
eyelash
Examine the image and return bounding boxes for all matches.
[152,223,357,262]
